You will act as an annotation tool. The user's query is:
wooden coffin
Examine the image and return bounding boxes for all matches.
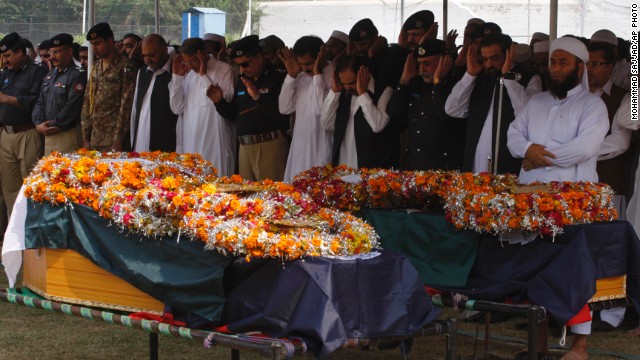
[23,248,164,314]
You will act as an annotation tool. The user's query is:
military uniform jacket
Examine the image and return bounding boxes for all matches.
[0,60,48,126]
[387,77,466,171]
[33,65,86,131]
[81,54,137,147]
[215,63,289,137]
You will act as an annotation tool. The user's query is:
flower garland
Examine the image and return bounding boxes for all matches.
[24,151,379,261]
[292,165,618,237]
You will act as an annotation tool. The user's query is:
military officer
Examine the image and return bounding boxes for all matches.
[81,22,138,152]
[0,32,48,217]
[387,39,465,171]
[33,33,86,155]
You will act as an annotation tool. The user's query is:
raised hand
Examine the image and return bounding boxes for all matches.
[197,51,208,76]
[502,43,515,75]
[331,67,343,93]
[397,28,408,49]
[434,54,452,84]
[356,65,370,96]
[277,47,302,78]
[423,22,439,42]
[206,84,223,104]
[368,36,388,58]
[466,43,482,76]
[399,53,418,85]
[445,29,459,54]
[129,41,142,61]
[455,42,469,67]
[241,76,260,100]
[313,45,327,76]
[172,54,189,76]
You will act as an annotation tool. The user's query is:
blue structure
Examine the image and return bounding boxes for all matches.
[181,7,226,41]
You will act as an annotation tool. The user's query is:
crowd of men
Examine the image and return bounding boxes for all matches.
[0,9,637,359]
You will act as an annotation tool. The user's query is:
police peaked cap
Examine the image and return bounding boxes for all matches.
[230,35,260,59]
[403,10,435,31]
[50,33,74,48]
[415,39,446,58]
[0,32,24,53]
[349,18,378,42]
[87,23,114,41]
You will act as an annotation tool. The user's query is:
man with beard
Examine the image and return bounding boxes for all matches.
[278,36,333,182]
[325,31,348,61]
[170,37,235,176]
[320,55,396,169]
[387,39,465,171]
[32,33,86,155]
[130,34,178,153]
[445,33,527,174]
[81,23,138,151]
[507,36,609,360]
[0,32,48,222]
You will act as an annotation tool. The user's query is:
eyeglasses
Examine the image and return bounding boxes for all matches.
[587,61,610,67]
[237,57,254,68]
[41,54,51,58]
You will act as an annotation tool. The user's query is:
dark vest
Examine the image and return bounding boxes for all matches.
[596,84,629,194]
[462,75,521,175]
[132,67,178,152]
[331,91,398,169]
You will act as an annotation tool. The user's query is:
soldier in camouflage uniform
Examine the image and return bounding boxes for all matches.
[81,22,138,152]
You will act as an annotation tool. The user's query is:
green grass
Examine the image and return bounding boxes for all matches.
[0,267,638,359]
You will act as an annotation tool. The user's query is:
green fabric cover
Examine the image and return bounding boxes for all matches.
[24,200,232,322]
[360,209,480,288]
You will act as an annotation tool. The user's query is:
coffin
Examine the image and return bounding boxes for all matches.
[23,248,164,314]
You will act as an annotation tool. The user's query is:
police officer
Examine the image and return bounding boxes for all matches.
[386,39,465,171]
[33,33,86,155]
[206,34,289,181]
[0,32,48,217]
[81,22,138,152]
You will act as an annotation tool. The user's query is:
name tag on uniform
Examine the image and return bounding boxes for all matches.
[237,91,246,95]
[54,82,66,88]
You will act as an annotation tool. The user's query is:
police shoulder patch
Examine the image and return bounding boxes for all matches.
[74,83,85,93]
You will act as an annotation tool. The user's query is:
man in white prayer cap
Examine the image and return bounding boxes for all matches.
[507,36,609,359]
[591,29,630,90]
[202,33,225,58]
[529,32,549,48]
[325,31,348,61]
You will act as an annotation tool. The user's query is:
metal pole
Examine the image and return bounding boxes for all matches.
[550,0,558,41]
[87,0,95,80]
[527,306,540,360]
[154,0,160,34]
[149,333,159,360]
[493,79,505,175]
[400,0,404,26]
[443,0,448,41]
[248,0,253,35]
[82,0,87,34]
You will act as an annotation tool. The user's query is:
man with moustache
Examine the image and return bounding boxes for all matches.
[387,39,465,171]
[278,36,333,182]
[325,31,348,62]
[0,32,48,220]
[507,36,609,360]
[320,55,396,169]
[445,33,527,175]
[170,37,235,176]
[81,23,138,152]
[130,34,178,153]
[207,35,288,181]
[32,33,86,155]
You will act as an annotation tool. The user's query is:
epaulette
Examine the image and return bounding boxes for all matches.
[76,66,86,73]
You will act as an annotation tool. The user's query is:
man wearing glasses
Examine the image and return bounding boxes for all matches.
[207,35,289,181]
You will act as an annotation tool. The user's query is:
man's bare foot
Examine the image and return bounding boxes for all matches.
[560,334,588,360]
[627,326,640,336]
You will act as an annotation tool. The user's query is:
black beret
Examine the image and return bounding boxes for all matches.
[482,22,502,35]
[403,10,435,31]
[0,32,24,53]
[50,33,74,48]
[415,39,446,58]
[87,22,114,41]
[38,39,53,50]
[230,35,260,59]
[349,18,378,42]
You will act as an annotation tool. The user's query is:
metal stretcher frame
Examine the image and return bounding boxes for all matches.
[431,295,633,360]
[0,289,458,360]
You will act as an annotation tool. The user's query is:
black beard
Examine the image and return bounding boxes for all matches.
[545,67,580,98]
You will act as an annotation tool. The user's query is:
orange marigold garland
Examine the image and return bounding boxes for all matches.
[292,165,617,237]
[24,152,379,261]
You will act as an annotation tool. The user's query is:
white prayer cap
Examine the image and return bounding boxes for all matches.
[590,29,617,46]
[466,18,485,26]
[203,33,225,43]
[531,32,549,41]
[550,37,589,63]
[514,43,532,63]
[533,40,549,54]
[329,30,349,44]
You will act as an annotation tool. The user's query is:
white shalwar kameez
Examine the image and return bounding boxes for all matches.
[279,64,333,183]
[169,57,236,177]
[507,84,609,184]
